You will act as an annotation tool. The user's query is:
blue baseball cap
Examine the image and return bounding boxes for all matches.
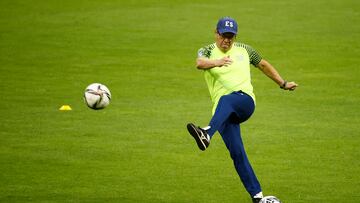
[216,17,238,35]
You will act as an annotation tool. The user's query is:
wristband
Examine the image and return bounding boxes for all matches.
[280,81,287,89]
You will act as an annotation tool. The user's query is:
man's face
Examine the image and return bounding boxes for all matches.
[215,31,236,52]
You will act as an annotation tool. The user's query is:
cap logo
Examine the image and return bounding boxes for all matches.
[225,21,234,27]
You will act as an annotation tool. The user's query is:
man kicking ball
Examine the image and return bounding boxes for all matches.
[187,17,298,203]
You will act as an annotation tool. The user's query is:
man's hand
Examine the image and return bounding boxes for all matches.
[216,56,233,67]
[282,81,298,91]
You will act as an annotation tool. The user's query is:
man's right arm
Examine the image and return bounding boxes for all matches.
[196,56,233,70]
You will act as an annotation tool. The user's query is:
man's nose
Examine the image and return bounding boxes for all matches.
[224,38,231,42]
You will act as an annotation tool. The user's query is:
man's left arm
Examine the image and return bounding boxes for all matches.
[256,59,298,91]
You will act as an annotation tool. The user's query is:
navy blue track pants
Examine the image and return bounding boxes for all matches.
[207,91,261,197]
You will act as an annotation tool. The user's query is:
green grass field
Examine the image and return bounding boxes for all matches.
[1,0,359,202]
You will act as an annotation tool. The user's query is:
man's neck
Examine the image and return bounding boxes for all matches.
[215,42,233,53]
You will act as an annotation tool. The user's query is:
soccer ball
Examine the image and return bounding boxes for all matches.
[84,83,111,110]
[259,196,281,203]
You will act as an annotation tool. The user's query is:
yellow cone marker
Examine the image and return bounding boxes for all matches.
[59,105,72,111]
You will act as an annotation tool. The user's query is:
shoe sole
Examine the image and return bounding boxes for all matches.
[187,123,206,151]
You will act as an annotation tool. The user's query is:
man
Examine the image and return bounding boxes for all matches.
[187,17,298,203]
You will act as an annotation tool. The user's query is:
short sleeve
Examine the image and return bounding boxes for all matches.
[244,45,262,66]
[198,48,208,58]
[197,44,215,58]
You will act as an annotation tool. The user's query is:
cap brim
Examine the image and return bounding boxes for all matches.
[218,28,237,35]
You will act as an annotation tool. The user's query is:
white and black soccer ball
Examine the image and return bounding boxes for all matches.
[259,196,281,203]
[84,83,111,110]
